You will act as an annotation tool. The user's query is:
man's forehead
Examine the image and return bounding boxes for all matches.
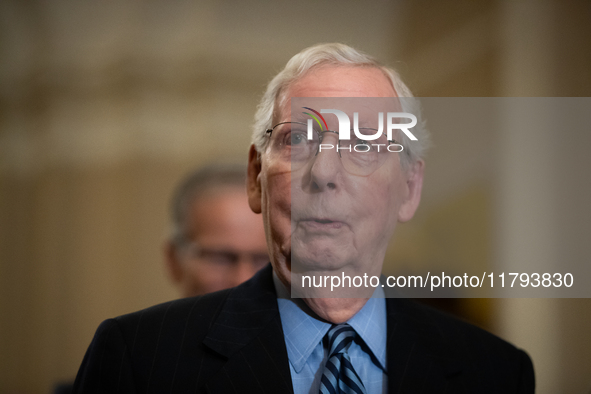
[288,100,402,129]
[278,66,396,121]
[289,66,396,98]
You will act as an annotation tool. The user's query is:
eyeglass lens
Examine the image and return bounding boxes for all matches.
[268,122,397,176]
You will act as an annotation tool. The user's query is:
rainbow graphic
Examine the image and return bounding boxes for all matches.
[302,107,328,131]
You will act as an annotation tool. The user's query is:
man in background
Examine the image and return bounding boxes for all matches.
[164,164,269,297]
[57,164,269,394]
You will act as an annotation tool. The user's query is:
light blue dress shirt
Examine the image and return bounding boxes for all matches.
[273,274,388,394]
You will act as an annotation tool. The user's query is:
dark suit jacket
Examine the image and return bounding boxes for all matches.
[74,265,534,393]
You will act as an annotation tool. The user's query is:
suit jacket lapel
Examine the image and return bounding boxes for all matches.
[202,265,294,393]
[386,298,463,393]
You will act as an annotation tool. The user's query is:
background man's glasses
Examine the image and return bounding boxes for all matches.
[265,121,402,176]
[182,242,269,269]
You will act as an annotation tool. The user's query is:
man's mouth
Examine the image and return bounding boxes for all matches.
[299,218,344,230]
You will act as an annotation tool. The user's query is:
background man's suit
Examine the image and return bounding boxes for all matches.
[74,264,534,393]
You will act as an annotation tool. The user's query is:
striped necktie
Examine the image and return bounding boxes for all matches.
[319,324,367,394]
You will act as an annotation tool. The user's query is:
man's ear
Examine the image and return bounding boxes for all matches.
[247,144,262,214]
[398,160,424,223]
[164,240,183,284]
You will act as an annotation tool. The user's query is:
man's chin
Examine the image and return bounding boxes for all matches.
[288,253,376,300]
[290,240,353,270]
[289,270,375,300]
[290,253,349,274]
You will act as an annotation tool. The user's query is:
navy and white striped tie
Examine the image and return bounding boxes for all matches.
[319,324,367,394]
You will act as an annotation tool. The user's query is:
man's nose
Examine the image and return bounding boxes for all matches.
[310,132,343,191]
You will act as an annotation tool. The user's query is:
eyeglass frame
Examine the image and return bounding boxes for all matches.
[178,240,270,268]
[265,121,405,158]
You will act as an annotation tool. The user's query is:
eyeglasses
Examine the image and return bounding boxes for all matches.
[265,121,403,176]
[181,242,269,269]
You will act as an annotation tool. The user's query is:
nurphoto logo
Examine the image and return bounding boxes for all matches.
[302,107,418,153]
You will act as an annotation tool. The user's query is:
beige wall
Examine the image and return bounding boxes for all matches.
[1,1,589,393]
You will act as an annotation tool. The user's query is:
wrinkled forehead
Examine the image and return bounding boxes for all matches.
[287,97,403,128]
[275,66,398,124]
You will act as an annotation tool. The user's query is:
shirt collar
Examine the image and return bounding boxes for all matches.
[273,273,387,373]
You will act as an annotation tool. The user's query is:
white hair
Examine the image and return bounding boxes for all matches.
[251,43,429,168]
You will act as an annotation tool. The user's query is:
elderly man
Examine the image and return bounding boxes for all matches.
[164,164,268,297]
[74,44,534,393]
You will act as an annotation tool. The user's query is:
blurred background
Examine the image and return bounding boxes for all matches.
[1,0,590,393]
